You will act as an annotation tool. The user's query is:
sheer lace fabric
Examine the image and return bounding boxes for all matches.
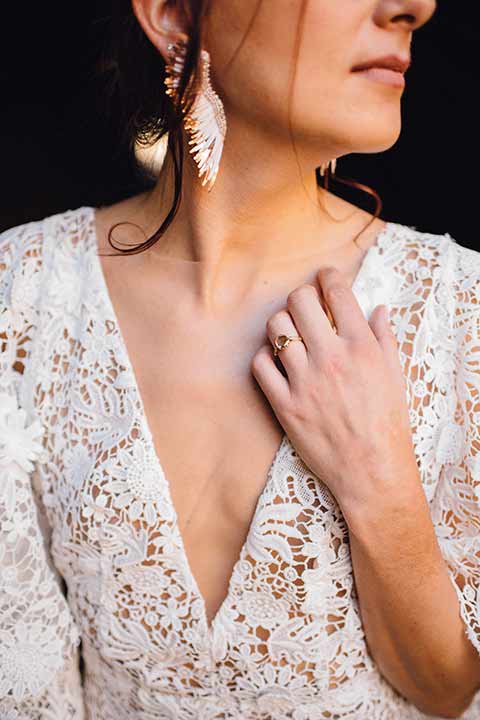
[0,205,479,719]
[0,219,84,717]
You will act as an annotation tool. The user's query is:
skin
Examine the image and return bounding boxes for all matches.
[91,1,480,713]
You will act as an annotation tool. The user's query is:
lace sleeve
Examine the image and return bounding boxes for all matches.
[0,220,84,715]
[431,241,480,661]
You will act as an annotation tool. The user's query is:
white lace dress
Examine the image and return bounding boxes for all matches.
[1,205,480,720]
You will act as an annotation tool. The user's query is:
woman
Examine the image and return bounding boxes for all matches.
[2,0,480,717]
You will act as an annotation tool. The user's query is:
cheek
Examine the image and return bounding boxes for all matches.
[287,68,403,154]
[208,0,320,127]
[207,0,399,148]
[296,0,365,93]
[208,46,295,130]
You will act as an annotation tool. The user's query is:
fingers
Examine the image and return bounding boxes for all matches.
[369,304,407,397]
[285,283,336,355]
[250,343,291,410]
[316,267,371,342]
[266,308,307,390]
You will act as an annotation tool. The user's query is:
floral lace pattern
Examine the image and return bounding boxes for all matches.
[1,205,480,719]
[0,219,84,716]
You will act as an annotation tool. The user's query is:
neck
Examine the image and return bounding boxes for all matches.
[122,125,374,311]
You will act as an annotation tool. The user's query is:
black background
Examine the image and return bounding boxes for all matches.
[1,2,476,248]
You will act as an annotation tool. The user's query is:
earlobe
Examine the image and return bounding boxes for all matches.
[131,0,189,62]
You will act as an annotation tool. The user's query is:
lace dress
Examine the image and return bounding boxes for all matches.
[1,205,480,719]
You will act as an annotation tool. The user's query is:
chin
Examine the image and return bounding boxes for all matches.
[358,134,402,154]
[299,114,402,157]
[341,120,402,155]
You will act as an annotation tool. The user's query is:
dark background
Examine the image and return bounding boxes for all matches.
[1,3,476,248]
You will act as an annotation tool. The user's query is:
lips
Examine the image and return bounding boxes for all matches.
[351,55,411,74]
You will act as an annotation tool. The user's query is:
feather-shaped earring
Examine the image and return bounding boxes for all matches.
[164,40,227,192]
[319,158,337,177]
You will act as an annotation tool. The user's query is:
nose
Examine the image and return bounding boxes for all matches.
[377,0,437,31]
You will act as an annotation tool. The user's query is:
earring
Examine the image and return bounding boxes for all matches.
[164,40,227,192]
[319,159,337,177]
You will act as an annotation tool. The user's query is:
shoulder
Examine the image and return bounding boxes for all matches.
[0,215,45,292]
[0,206,94,380]
[367,223,479,357]
[443,237,480,358]
[418,229,480,321]
[385,221,454,260]
[396,225,480,363]
[0,206,94,304]
[443,234,480,292]
[0,206,94,277]
[391,222,479,272]
[380,222,479,294]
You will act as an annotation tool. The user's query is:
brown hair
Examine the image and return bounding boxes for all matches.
[97,0,382,256]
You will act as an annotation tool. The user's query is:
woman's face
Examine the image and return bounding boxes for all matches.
[202,0,437,157]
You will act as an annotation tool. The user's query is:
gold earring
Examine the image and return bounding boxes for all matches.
[319,159,337,177]
[164,40,227,192]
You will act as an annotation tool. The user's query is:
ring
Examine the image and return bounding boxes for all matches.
[273,334,304,356]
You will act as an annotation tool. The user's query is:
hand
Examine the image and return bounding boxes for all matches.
[251,266,419,515]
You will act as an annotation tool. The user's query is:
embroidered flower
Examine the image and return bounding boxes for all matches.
[152,524,180,557]
[436,421,463,466]
[81,491,110,523]
[301,523,337,613]
[47,243,85,315]
[81,316,117,367]
[256,687,296,714]
[119,565,170,594]
[106,438,168,525]
[422,348,455,392]
[236,591,289,627]
[236,663,312,711]
[0,393,45,474]
[62,444,95,509]
[0,622,64,701]
[156,596,185,632]
[2,510,30,544]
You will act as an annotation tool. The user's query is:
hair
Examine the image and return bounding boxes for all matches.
[96,0,382,256]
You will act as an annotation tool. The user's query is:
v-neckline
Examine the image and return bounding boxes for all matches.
[84,204,393,636]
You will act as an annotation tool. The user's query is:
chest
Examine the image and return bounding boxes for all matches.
[35,277,360,670]
[113,296,290,627]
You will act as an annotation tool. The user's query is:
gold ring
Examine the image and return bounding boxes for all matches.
[273,334,304,357]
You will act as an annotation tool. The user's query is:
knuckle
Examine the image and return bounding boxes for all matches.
[323,281,348,303]
[287,284,317,306]
[265,317,276,335]
[266,310,289,334]
[318,266,340,283]
[250,351,264,373]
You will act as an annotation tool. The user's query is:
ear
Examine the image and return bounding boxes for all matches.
[131,0,190,62]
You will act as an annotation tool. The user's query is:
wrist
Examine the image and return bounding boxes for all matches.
[338,481,428,545]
